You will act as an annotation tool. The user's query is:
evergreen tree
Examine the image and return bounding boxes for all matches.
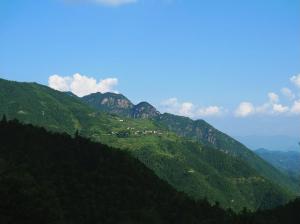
[1,114,7,124]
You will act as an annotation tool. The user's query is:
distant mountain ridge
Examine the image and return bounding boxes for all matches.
[255,149,300,176]
[236,135,300,152]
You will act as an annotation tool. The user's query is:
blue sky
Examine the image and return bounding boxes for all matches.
[0,0,300,138]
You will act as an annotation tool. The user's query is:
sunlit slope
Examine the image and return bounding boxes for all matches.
[155,113,300,194]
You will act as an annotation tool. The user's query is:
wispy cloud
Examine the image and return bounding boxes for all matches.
[291,100,300,114]
[235,102,255,117]
[161,98,225,118]
[291,74,300,88]
[268,92,279,104]
[281,87,295,100]
[48,73,118,97]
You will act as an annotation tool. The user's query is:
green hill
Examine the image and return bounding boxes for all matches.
[0,78,296,211]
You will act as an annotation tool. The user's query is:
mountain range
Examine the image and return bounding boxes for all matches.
[255,148,300,188]
[0,78,298,211]
[236,135,300,152]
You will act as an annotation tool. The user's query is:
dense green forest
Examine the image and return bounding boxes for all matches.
[0,78,297,211]
[0,118,299,224]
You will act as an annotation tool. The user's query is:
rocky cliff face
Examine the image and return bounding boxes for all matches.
[82,92,134,117]
[131,102,160,119]
[100,95,133,109]
[82,93,160,119]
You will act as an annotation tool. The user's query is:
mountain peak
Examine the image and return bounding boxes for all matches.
[82,93,160,119]
[81,92,134,116]
[131,102,160,119]
[65,91,78,98]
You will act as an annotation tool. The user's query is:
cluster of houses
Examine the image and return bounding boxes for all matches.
[110,127,163,137]
[113,118,164,137]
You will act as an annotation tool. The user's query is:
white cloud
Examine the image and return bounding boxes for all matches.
[233,74,300,117]
[48,75,72,92]
[179,102,194,117]
[235,89,295,117]
[48,73,118,97]
[291,74,300,88]
[197,106,222,117]
[291,100,300,114]
[161,97,179,107]
[161,98,224,118]
[235,102,255,117]
[255,103,270,114]
[272,104,289,113]
[235,91,291,117]
[281,87,295,100]
[268,92,279,104]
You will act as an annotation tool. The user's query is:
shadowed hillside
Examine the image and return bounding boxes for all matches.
[0,118,232,224]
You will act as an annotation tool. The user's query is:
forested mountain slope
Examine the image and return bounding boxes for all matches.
[82,90,299,195]
[154,113,300,194]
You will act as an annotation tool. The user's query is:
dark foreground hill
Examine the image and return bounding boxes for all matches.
[0,118,230,224]
[239,198,300,224]
[0,119,300,224]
